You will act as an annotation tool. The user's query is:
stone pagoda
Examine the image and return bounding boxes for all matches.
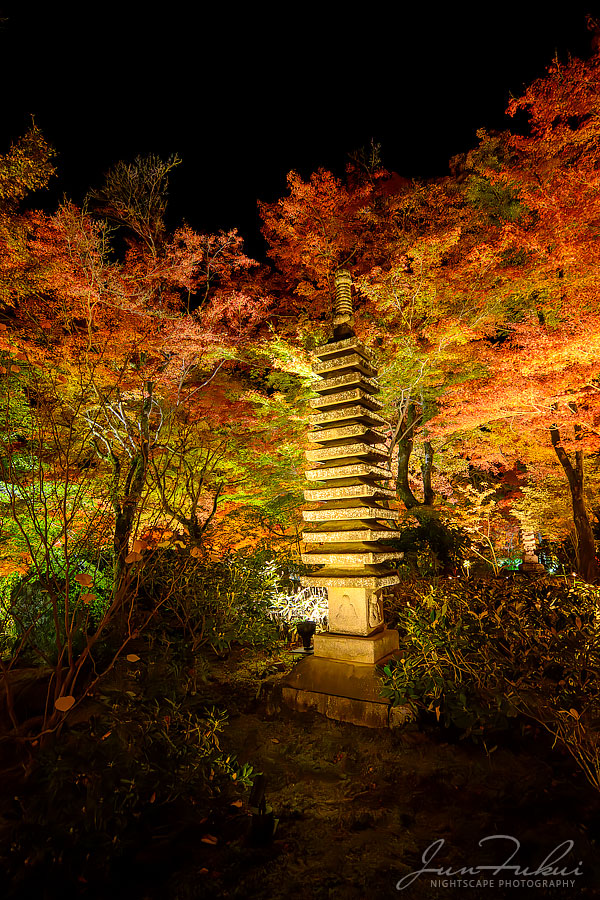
[281,270,406,728]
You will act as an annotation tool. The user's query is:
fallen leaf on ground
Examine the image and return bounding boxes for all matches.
[55,696,76,712]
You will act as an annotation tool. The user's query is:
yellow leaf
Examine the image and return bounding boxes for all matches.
[55,695,76,712]
[126,654,141,663]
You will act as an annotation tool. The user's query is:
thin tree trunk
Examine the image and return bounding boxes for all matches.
[396,402,420,509]
[550,422,599,583]
[111,384,153,628]
[421,440,435,506]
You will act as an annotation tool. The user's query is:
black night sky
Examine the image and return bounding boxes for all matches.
[0,4,596,257]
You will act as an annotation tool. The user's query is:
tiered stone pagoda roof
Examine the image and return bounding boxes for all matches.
[301,335,401,590]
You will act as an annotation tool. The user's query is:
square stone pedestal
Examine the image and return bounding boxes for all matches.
[314,627,399,664]
[280,653,411,729]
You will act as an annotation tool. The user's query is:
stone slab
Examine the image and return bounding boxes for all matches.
[280,654,412,728]
[302,528,404,542]
[300,572,400,589]
[305,442,388,462]
[305,462,391,482]
[301,550,401,567]
[314,372,379,395]
[303,506,398,521]
[313,337,371,361]
[313,354,376,378]
[309,406,386,427]
[310,389,383,411]
[314,628,400,664]
[303,484,396,502]
[307,424,385,444]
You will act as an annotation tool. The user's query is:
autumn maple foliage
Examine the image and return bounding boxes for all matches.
[257,46,600,580]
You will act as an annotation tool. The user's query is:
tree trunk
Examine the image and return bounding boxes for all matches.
[396,402,420,509]
[550,423,599,583]
[421,440,435,506]
[110,385,153,628]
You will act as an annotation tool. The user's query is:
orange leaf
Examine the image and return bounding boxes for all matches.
[55,695,76,712]
[230,799,243,808]
[126,653,141,663]
[125,550,142,563]
[80,593,96,604]
[201,835,218,845]
[132,539,147,553]
[149,792,156,803]
[190,546,202,558]
[74,573,93,587]
[10,365,20,373]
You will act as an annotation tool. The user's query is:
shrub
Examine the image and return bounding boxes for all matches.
[139,544,298,652]
[390,516,469,577]
[2,548,113,663]
[381,576,600,790]
[5,694,255,893]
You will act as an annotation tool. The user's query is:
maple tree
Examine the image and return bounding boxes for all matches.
[257,45,600,581]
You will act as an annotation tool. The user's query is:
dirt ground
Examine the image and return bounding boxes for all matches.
[3,647,599,900]
[139,650,600,900]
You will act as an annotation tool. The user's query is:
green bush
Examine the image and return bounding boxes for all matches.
[390,516,469,576]
[382,576,600,789]
[5,695,254,892]
[139,544,297,652]
[2,548,113,662]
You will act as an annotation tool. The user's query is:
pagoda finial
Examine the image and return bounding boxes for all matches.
[333,268,354,337]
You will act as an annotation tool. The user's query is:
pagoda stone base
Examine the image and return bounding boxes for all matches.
[326,585,384,635]
[314,627,399,664]
[280,655,411,729]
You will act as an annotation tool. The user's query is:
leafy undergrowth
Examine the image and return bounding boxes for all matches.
[1,643,600,899]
